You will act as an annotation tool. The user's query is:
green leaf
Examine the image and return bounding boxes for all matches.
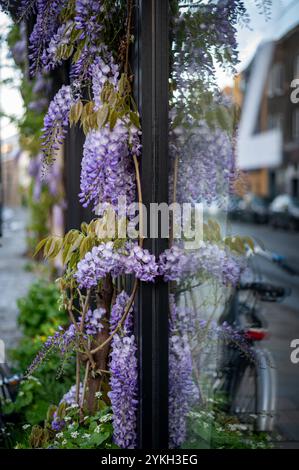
[69,100,83,126]
[96,103,109,128]
[129,111,140,129]
[33,238,48,258]
[109,109,118,130]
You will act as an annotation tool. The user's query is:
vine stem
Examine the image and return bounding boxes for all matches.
[133,153,144,248]
[79,289,91,332]
[124,0,133,75]
[67,292,96,369]
[90,278,138,355]
[75,352,80,405]
[80,360,90,414]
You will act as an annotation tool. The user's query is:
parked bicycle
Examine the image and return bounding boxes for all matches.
[0,364,22,447]
[215,248,296,432]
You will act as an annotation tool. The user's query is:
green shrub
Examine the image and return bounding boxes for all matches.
[1,280,75,448]
[17,280,67,337]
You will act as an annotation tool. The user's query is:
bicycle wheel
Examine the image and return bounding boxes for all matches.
[230,349,276,432]
[230,362,257,429]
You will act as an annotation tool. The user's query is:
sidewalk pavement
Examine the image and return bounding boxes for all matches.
[0,207,35,354]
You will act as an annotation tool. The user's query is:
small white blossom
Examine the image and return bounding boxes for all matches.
[56,432,64,439]
[83,433,91,439]
[95,391,102,399]
[100,413,112,423]
[61,439,67,445]
[22,424,31,430]
[71,431,79,438]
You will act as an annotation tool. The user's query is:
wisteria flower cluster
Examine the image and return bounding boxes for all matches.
[26,307,106,376]
[42,20,74,72]
[170,121,236,206]
[159,243,245,286]
[28,0,67,76]
[52,384,83,431]
[79,121,136,212]
[81,307,105,336]
[74,0,104,42]
[41,85,74,166]
[75,241,159,289]
[168,298,199,448]
[108,291,137,448]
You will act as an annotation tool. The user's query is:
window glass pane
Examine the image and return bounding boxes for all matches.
[168,0,299,450]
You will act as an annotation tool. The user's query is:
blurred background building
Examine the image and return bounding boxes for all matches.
[236,2,299,199]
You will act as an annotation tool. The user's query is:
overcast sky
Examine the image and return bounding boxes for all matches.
[0,0,297,139]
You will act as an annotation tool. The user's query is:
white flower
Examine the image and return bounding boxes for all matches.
[56,433,64,439]
[22,424,31,430]
[94,425,101,433]
[95,391,102,399]
[100,414,112,423]
[64,416,71,422]
[61,439,67,445]
[71,431,79,438]
[83,433,91,439]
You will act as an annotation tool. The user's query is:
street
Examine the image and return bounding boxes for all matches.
[231,222,299,446]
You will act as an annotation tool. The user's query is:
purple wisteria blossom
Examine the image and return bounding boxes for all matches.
[82,307,105,336]
[91,54,119,111]
[169,297,199,448]
[159,243,245,286]
[108,291,137,448]
[170,121,235,206]
[42,20,74,72]
[75,242,126,289]
[52,384,83,431]
[75,241,159,289]
[28,0,67,76]
[41,84,74,167]
[74,0,104,42]
[109,290,133,332]
[28,153,61,200]
[79,121,136,212]
[17,0,36,20]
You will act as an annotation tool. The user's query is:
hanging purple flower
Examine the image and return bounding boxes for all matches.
[41,84,74,168]
[109,290,133,333]
[28,0,67,76]
[79,121,136,212]
[25,323,77,376]
[74,0,104,42]
[159,243,245,286]
[108,291,137,448]
[17,0,36,20]
[168,297,199,448]
[75,242,159,289]
[170,121,235,206]
[91,54,119,110]
[125,244,159,282]
[82,307,105,336]
[42,20,74,72]
[52,383,83,431]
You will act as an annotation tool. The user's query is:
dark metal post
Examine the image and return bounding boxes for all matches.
[134,0,169,449]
